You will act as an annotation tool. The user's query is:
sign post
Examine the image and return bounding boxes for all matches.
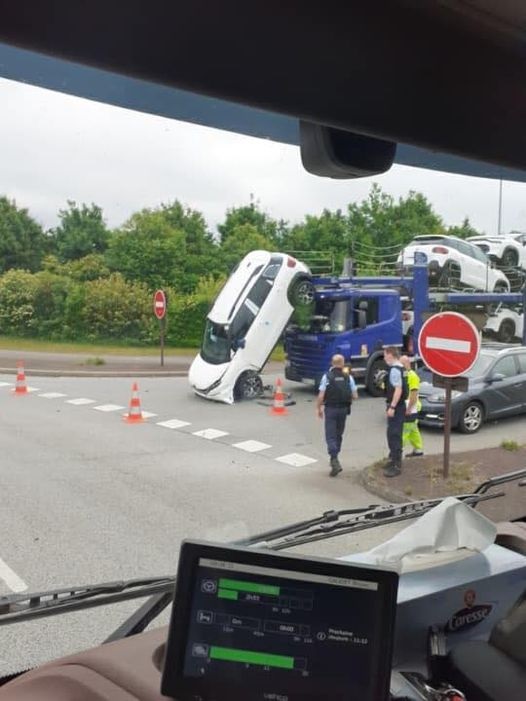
[153,290,167,367]
[418,312,480,478]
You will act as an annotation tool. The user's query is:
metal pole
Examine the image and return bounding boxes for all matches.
[497,178,503,234]
[160,319,165,367]
[443,377,452,479]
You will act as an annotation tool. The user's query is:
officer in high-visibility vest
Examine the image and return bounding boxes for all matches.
[400,355,424,457]
[316,354,358,477]
[383,346,409,478]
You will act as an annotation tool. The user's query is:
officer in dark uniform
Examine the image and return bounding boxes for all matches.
[383,346,409,478]
[316,354,358,476]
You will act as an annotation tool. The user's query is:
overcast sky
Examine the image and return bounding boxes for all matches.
[2,76,526,236]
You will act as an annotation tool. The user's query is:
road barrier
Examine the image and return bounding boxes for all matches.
[12,361,28,395]
[123,382,145,423]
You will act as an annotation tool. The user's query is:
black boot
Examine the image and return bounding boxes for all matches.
[384,461,401,478]
[329,456,342,477]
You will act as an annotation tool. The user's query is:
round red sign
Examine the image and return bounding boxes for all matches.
[153,289,167,320]
[418,312,480,377]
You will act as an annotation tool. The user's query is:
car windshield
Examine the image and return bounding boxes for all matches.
[201,320,231,364]
[0,63,525,675]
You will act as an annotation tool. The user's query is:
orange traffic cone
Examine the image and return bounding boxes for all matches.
[12,361,28,395]
[270,378,288,416]
[123,382,145,423]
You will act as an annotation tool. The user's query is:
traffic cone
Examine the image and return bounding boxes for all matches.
[123,382,145,423]
[12,361,28,395]
[270,378,288,416]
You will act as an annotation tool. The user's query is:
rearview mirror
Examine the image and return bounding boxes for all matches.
[357,310,367,330]
[488,372,506,383]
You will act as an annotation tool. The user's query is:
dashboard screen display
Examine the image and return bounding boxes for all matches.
[162,542,398,701]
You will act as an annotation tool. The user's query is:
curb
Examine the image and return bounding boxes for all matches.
[0,366,188,379]
[358,464,408,503]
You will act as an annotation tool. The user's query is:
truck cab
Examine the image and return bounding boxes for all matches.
[284,287,406,396]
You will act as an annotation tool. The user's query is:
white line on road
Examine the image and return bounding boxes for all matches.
[138,411,158,419]
[0,382,13,387]
[93,404,125,412]
[157,418,191,429]
[0,556,27,592]
[25,387,40,393]
[193,428,229,440]
[233,440,271,453]
[275,453,318,467]
[38,392,68,399]
[425,337,471,353]
[66,398,97,405]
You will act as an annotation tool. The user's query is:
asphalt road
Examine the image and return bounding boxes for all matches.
[1,372,525,674]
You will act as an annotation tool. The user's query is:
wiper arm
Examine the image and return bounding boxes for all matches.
[247,492,503,551]
[0,576,175,626]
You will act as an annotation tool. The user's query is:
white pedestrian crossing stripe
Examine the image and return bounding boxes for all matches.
[0,382,13,387]
[93,404,125,412]
[193,428,229,440]
[157,419,191,429]
[38,392,67,399]
[233,440,271,453]
[66,398,97,405]
[139,411,158,419]
[275,453,317,467]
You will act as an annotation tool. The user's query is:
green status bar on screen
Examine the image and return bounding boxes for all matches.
[218,578,280,596]
[210,646,294,670]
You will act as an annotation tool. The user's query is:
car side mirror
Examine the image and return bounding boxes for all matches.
[232,338,246,351]
[357,310,367,329]
[488,372,506,383]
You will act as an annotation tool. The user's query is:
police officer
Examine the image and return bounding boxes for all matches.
[316,354,358,477]
[383,346,409,478]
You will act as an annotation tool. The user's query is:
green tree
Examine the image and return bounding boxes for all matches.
[106,207,187,290]
[220,223,274,271]
[0,196,48,273]
[218,198,279,244]
[51,201,110,262]
[347,185,443,272]
[281,209,349,272]
[447,217,481,239]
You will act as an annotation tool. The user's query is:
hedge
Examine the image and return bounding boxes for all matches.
[0,269,214,346]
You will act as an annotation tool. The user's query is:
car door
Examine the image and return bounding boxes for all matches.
[482,354,523,418]
[459,240,488,289]
[515,352,526,412]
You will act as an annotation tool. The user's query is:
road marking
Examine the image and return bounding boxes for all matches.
[66,398,97,405]
[38,392,67,399]
[425,337,471,353]
[25,387,40,393]
[0,557,27,592]
[93,404,125,412]
[233,439,271,453]
[0,382,13,387]
[139,411,158,419]
[157,418,191,429]
[275,453,318,467]
[193,428,229,440]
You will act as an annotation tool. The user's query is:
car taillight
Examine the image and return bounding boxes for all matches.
[287,256,297,268]
[432,246,449,254]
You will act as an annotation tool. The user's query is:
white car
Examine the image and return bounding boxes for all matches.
[397,234,510,292]
[188,250,312,403]
[483,304,524,344]
[467,232,526,270]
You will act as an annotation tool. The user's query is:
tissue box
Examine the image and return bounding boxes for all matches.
[392,543,526,671]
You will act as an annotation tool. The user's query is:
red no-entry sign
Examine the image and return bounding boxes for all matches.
[418,312,480,377]
[153,290,167,320]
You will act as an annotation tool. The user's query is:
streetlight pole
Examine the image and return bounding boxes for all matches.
[497,178,503,234]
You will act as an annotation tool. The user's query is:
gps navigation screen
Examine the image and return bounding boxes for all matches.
[176,555,396,700]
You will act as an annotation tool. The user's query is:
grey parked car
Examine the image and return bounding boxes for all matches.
[418,344,526,433]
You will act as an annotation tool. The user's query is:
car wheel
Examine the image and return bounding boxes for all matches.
[458,401,484,434]
[234,371,263,401]
[493,280,509,293]
[288,277,315,307]
[366,359,387,397]
[501,248,518,268]
[497,319,516,343]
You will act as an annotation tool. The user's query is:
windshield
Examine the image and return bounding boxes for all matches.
[201,320,231,364]
[1,72,525,676]
[466,353,494,377]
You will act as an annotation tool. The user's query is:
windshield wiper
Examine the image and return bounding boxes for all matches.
[0,576,175,627]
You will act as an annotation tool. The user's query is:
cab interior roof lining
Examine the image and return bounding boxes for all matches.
[1,1,526,173]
